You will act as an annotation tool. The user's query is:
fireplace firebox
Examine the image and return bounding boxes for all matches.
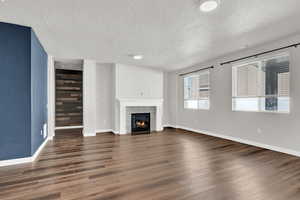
[131,113,150,134]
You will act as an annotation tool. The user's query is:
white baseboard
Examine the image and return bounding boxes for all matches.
[48,136,54,140]
[48,131,55,140]
[0,157,33,167]
[83,132,97,137]
[112,128,167,135]
[0,137,49,167]
[93,129,120,135]
[163,124,176,128]
[96,129,113,133]
[32,137,49,161]
[55,126,83,130]
[175,125,300,158]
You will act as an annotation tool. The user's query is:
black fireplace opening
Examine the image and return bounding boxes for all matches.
[131,113,150,134]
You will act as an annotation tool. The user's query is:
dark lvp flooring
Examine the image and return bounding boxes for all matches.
[1,128,300,200]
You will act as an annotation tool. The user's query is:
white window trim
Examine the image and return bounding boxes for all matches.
[232,52,290,114]
[232,97,290,114]
[183,70,210,110]
[183,100,210,111]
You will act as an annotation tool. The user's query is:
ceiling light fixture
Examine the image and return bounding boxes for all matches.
[132,55,143,60]
[199,0,220,12]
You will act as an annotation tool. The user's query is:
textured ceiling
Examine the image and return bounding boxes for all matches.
[1,0,300,70]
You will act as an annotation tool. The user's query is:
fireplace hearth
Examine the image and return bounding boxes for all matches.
[131,113,150,134]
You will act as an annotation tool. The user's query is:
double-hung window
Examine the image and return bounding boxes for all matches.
[184,70,210,110]
[232,53,290,113]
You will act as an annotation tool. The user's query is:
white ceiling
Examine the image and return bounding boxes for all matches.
[1,0,300,71]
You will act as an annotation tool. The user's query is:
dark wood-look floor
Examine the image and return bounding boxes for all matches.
[1,128,300,200]
[55,128,83,139]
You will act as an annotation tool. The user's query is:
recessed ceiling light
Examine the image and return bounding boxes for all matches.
[199,0,220,12]
[132,55,143,60]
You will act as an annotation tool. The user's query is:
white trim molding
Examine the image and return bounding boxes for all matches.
[0,137,49,167]
[163,124,176,128]
[0,157,32,167]
[83,132,97,137]
[96,129,114,133]
[83,60,97,138]
[56,126,84,130]
[32,137,50,161]
[47,55,56,139]
[175,125,300,158]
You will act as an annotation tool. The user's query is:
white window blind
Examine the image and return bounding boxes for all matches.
[232,53,290,113]
[184,70,210,110]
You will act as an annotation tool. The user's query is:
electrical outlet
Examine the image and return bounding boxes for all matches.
[257,128,262,134]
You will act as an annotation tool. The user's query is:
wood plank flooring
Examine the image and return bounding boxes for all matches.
[1,128,300,200]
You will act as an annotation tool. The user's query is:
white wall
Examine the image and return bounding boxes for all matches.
[83,60,97,136]
[166,72,178,126]
[95,63,114,131]
[93,63,165,133]
[115,64,163,99]
[50,60,166,134]
[166,33,300,154]
[47,55,55,139]
[162,72,169,125]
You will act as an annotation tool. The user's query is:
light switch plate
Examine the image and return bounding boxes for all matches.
[43,124,47,138]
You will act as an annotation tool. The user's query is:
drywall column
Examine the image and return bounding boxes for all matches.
[47,55,55,139]
[83,60,97,136]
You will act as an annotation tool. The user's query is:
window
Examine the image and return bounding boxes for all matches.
[232,53,290,113]
[184,70,210,110]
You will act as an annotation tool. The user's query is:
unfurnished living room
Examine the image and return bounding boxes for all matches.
[1,0,300,199]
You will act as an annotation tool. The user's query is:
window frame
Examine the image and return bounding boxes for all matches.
[232,52,290,114]
[183,69,210,110]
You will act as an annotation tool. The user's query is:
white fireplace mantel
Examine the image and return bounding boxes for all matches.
[117,98,163,134]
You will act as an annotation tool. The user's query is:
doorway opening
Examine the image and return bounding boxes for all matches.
[54,59,83,137]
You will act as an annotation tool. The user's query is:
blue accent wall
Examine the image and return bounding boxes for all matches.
[0,22,48,161]
[0,22,32,160]
[31,30,48,154]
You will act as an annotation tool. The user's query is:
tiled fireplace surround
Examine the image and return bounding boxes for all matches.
[126,107,156,133]
[117,99,163,134]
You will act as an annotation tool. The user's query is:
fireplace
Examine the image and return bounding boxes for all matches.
[131,113,150,134]
[117,99,163,134]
